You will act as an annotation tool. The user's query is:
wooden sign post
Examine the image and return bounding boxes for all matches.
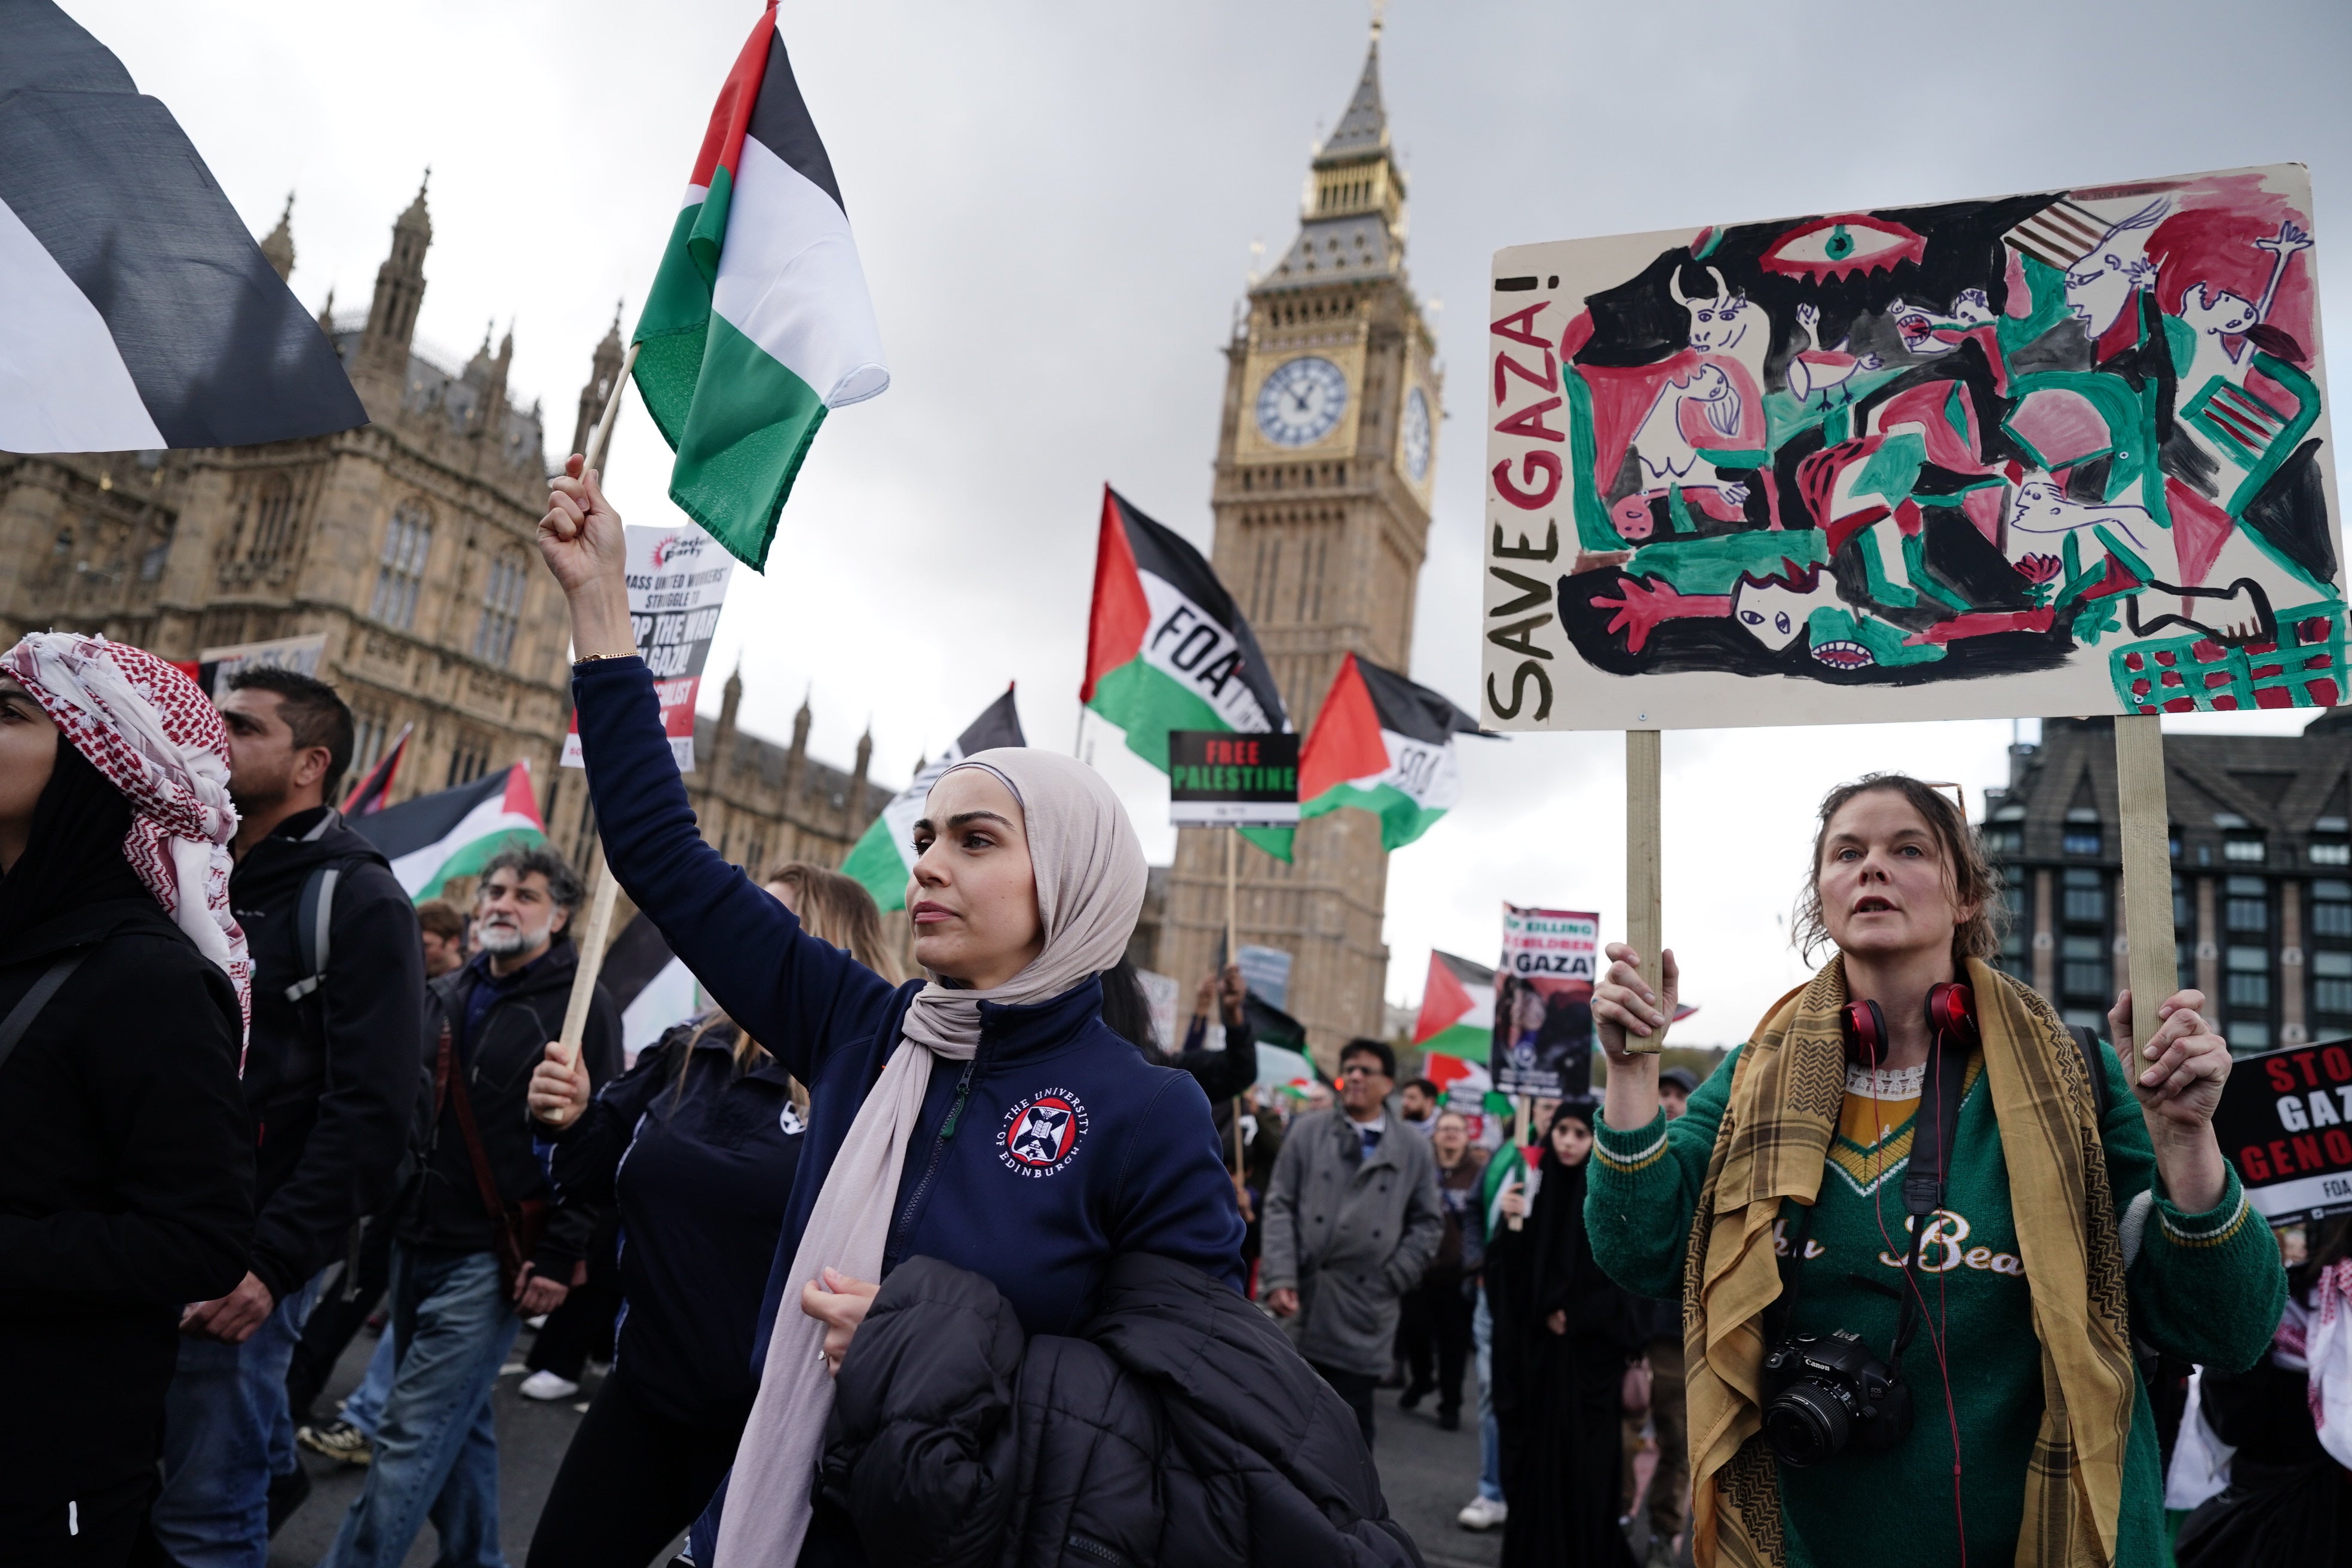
[555,341,639,1061]
[2114,714,2177,1058]
[1624,729,1664,1055]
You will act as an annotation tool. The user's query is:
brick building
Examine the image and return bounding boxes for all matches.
[1982,713,2352,1052]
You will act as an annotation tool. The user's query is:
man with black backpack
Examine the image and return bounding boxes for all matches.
[145,669,422,1568]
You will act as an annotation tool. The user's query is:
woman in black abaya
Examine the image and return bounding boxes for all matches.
[1487,1099,1645,1568]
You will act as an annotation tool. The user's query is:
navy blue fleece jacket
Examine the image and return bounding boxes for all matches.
[571,658,1245,1370]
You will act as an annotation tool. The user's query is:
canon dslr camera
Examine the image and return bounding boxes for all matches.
[1760,1330,1912,1467]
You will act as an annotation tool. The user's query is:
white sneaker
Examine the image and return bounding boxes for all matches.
[1457,1496,1508,1531]
[518,1370,580,1401]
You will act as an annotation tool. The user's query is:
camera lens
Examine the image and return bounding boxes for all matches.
[1763,1383,1849,1468]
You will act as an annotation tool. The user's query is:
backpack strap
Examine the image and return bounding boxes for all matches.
[0,951,91,1074]
[283,862,342,1004]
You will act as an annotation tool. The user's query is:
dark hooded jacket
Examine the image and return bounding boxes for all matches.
[0,737,252,1540]
[228,804,424,1300]
[822,1252,1423,1568]
[403,938,621,1275]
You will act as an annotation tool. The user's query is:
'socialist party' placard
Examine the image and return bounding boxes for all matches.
[562,522,735,771]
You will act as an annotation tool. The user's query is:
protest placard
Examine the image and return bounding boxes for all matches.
[1492,905,1598,1098]
[1168,730,1300,826]
[560,522,734,771]
[2215,1038,2352,1225]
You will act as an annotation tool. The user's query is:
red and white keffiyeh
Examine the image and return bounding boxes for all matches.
[1,632,250,1037]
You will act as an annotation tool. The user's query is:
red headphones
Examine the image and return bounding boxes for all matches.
[1841,982,1980,1068]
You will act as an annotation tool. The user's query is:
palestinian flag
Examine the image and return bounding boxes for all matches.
[633,1,888,571]
[1412,949,1497,1062]
[339,724,410,817]
[1254,654,1483,862]
[1082,485,1288,771]
[2,1,366,452]
[349,762,549,900]
[840,686,1025,911]
[599,911,709,1064]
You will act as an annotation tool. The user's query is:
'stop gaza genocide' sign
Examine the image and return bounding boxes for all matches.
[1481,164,2345,731]
[1168,730,1299,826]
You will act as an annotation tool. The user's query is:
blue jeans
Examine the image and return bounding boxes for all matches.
[320,1247,518,1568]
[1473,1287,1502,1502]
[150,1268,327,1568]
[342,1328,399,1438]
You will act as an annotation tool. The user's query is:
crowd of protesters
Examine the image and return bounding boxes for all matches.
[0,451,2310,1568]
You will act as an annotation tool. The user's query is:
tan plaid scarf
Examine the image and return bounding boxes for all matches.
[1683,957,2134,1567]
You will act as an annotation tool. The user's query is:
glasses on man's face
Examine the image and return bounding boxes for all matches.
[1339,1063,1382,1079]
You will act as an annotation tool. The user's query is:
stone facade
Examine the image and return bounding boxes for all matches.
[0,179,892,892]
[1982,713,2352,1054]
[1152,27,1443,1059]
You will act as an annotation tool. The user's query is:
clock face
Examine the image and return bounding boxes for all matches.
[1401,386,1432,482]
[1255,356,1349,448]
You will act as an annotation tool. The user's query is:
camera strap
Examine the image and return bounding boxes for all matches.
[1767,1036,1973,1369]
[1889,1036,1973,1374]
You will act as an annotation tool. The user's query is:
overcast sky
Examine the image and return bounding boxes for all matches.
[68,0,2352,1040]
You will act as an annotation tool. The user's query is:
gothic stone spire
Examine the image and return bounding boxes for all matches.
[259,192,295,282]
[1264,30,1406,289]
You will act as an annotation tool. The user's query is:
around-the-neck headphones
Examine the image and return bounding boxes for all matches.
[1840,981,1980,1068]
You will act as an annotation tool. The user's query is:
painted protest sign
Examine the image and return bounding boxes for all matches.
[176,632,327,697]
[562,522,734,770]
[1492,905,1599,1098]
[1483,164,2344,730]
[2215,1037,2352,1225]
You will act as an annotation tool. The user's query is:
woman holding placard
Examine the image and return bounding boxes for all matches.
[1586,773,2284,1567]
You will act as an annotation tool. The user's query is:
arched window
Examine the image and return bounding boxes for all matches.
[370,503,432,630]
[473,550,526,666]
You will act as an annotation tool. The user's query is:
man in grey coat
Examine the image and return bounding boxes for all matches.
[1261,1037,1444,1447]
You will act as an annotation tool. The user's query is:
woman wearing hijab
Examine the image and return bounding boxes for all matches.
[1487,1100,1644,1568]
[1588,775,2282,1567]
[538,458,1245,1567]
[0,635,253,1566]
[520,862,901,1568]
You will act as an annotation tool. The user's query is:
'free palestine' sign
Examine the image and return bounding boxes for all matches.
[1168,730,1299,826]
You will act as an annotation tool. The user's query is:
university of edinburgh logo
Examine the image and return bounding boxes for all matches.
[999,1088,1089,1178]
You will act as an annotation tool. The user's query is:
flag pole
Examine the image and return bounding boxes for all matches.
[556,341,639,1059]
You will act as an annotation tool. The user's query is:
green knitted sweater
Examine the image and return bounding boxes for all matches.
[1587,1040,2283,1568]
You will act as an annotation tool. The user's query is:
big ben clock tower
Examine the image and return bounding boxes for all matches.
[1158,20,1443,1058]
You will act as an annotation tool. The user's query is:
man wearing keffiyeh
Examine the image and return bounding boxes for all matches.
[0,632,255,1566]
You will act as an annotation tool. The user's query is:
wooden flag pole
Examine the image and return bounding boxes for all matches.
[1223,826,1247,1187]
[555,341,640,1059]
[1625,728,1665,1054]
[2114,713,2178,1059]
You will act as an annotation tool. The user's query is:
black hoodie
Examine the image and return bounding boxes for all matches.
[228,805,424,1300]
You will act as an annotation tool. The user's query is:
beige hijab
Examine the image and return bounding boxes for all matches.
[715,746,1146,1567]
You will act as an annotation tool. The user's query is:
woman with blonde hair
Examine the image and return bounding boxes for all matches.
[519,862,897,1565]
[1587,772,2283,1567]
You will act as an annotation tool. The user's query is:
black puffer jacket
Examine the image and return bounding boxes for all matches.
[823,1252,1423,1568]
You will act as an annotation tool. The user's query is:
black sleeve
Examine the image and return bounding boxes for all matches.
[0,949,253,1307]
[247,863,426,1301]
[535,982,626,1274]
[1175,1013,1259,1105]
[543,1032,679,1211]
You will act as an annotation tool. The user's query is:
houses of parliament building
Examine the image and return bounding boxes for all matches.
[0,24,1438,1051]
[0,179,890,880]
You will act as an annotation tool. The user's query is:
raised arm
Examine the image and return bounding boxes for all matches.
[541,457,898,1083]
